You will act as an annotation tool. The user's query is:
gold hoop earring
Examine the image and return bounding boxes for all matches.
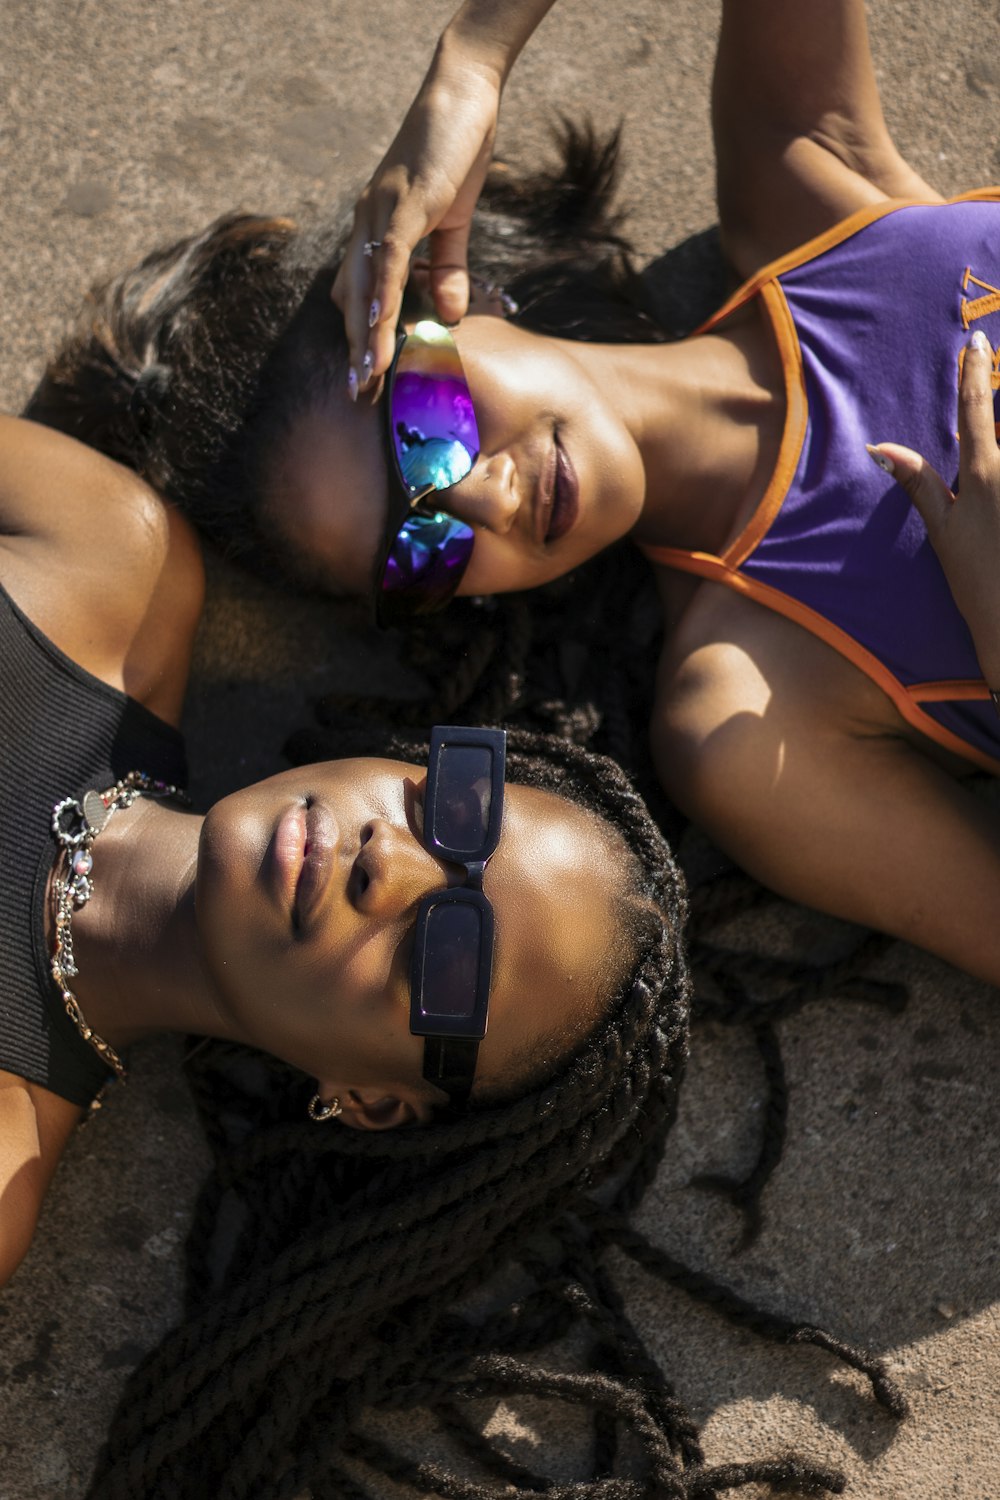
[308,1093,342,1122]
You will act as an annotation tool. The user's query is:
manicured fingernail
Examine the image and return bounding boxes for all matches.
[369,298,380,329]
[865,443,894,475]
[970,329,991,353]
[361,350,374,385]
[347,367,359,402]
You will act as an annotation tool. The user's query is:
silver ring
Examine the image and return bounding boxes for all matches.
[363,239,383,258]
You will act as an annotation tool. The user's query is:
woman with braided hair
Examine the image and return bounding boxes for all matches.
[0,403,682,1300]
[82,724,907,1500]
[0,417,902,1496]
[0,414,771,1500]
[8,349,897,1496]
[0,405,905,1492]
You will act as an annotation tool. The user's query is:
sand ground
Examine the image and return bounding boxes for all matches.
[1,1,999,1495]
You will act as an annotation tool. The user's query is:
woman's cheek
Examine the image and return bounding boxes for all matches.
[458,538,565,596]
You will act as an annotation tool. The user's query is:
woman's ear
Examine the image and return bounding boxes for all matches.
[324,1085,438,1131]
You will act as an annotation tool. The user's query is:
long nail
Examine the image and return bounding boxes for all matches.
[865,443,894,475]
[347,367,359,402]
[970,329,991,353]
[369,298,380,329]
[361,350,374,386]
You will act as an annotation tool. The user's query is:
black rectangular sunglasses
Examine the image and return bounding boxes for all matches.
[410,725,506,1110]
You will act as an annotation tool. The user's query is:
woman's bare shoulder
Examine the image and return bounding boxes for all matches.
[0,416,205,726]
[0,414,198,574]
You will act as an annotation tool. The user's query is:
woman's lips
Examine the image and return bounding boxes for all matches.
[269,799,339,930]
[534,443,558,544]
[546,441,579,543]
[295,802,339,928]
[271,802,306,909]
[534,437,580,545]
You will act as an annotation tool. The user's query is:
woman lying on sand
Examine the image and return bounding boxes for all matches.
[7,4,929,1494]
[0,392,690,1263]
[0,402,726,1496]
[332,0,1000,988]
[3,417,892,1499]
[31,0,1000,989]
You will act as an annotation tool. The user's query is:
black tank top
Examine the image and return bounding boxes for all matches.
[0,582,187,1104]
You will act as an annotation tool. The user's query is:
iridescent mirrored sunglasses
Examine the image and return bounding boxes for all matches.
[373,320,480,627]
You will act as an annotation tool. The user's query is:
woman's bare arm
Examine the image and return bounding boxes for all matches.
[0,416,204,727]
[338,0,944,369]
[334,0,557,391]
[712,0,941,277]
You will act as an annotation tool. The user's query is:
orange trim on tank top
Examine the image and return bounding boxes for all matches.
[636,548,1000,776]
[639,191,1000,774]
[694,188,1000,340]
[722,280,808,569]
[908,679,991,703]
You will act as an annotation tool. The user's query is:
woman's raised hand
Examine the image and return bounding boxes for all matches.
[331,0,557,400]
[332,45,501,399]
[869,330,1000,686]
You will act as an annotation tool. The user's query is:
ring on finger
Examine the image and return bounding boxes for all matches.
[363,240,384,257]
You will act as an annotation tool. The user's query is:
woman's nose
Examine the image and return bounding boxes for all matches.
[443,453,519,535]
[358,819,457,919]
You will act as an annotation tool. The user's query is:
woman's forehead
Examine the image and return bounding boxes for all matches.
[490,786,619,956]
[482,785,622,1078]
[266,394,390,596]
[502,783,610,867]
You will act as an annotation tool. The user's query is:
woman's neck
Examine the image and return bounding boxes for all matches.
[585,304,785,554]
[53,796,239,1053]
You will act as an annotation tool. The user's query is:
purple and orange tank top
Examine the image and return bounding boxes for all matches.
[641,192,1000,774]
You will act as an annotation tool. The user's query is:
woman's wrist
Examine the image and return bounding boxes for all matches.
[430,28,506,106]
[442,0,557,87]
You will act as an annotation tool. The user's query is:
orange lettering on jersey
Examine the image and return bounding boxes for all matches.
[958,270,1000,394]
[961,267,1000,329]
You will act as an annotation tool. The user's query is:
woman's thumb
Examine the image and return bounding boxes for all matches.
[866,442,954,534]
[428,222,472,326]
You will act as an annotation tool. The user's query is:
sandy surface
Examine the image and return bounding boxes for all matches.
[1,0,999,1495]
